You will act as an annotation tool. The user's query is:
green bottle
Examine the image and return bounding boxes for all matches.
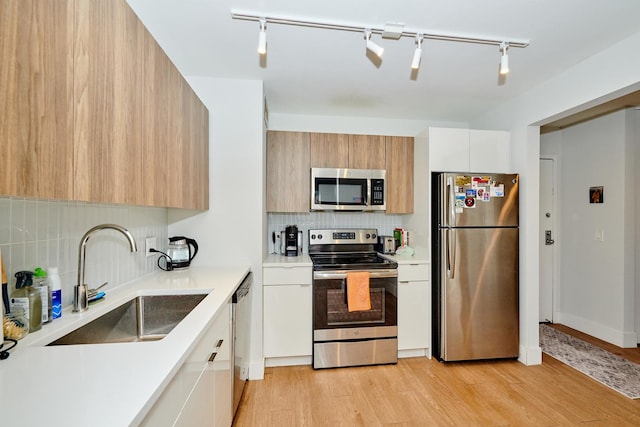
[34,267,51,324]
[11,271,42,333]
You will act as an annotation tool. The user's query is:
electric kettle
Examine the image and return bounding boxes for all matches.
[167,236,199,269]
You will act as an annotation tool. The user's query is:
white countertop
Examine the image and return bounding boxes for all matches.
[0,266,250,427]
[385,246,430,264]
[263,253,312,267]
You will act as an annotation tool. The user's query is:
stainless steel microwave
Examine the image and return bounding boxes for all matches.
[311,168,386,211]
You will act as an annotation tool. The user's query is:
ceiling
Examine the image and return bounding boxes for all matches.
[126,0,640,125]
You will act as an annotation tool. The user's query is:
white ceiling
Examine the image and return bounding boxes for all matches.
[127,0,640,123]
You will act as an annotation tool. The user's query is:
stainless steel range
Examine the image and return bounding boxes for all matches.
[309,228,398,369]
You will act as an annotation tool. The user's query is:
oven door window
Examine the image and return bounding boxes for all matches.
[327,288,385,325]
[313,277,397,330]
[314,178,367,206]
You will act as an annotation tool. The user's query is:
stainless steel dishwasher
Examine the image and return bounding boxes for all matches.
[232,271,252,418]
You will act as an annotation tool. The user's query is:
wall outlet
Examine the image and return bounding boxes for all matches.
[145,237,157,257]
[594,229,604,242]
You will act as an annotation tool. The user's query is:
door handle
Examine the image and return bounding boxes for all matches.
[447,176,456,227]
[446,228,456,279]
[545,230,555,245]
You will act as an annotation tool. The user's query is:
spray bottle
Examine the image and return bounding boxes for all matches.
[11,271,42,333]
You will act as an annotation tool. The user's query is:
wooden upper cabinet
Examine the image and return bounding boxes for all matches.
[267,131,310,212]
[142,31,172,207]
[385,136,414,214]
[310,133,349,168]
[141,30,209,210]
[0,0,74,199]
[73,0,144,205]
[1,0,208,209]
[180,77,209,210]
[349,134,385,169]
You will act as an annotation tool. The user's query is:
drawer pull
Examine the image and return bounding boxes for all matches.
[208,352,218,362]
[215,339,224,348]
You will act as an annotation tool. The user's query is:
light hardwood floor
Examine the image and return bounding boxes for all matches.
[233,326,640,427]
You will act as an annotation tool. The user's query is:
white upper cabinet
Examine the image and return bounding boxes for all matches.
[428,127,510,173]
[428,128,470,172]
[469,129,510,173]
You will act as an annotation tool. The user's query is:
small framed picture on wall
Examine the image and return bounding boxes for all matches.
[589,186,604,204]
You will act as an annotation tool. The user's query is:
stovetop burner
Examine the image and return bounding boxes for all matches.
[310,252,397,271]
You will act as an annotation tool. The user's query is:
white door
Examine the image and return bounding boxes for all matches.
[539,157,556,322]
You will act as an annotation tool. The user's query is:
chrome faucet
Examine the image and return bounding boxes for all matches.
[74,224,138,312]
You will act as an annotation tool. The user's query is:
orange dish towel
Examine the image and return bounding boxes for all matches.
[346,271,371,312]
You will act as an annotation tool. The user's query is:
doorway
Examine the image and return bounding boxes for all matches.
[539,156,557,323]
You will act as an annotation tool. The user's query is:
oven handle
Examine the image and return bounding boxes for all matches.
[313,269,398,280]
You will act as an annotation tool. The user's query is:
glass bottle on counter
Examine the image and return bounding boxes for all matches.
[10,271,42,333]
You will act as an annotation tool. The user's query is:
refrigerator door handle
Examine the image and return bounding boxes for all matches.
[447,228,456,279]
[447,176,456,227]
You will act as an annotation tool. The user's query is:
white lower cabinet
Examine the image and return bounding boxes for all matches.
[263,284,312,358]
[263,265,312,362]
[142,301,232,427]
[397,263,431,354]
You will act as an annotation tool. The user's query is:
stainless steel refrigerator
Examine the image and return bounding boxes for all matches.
[431,172,519,361]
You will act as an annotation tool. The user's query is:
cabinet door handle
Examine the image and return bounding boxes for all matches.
[208,352,218,362]
[215,339,224,348]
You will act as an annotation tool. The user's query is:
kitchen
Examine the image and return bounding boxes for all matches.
[2,0,640,425]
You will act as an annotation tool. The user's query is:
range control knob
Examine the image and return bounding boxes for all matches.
[310,234,316,240]
[371,233,377,239]
[365,233,371,239]
[318,234,323,240]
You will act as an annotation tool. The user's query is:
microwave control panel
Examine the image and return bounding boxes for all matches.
[371,179,385,206]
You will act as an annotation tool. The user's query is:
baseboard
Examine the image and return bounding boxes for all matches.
[556,312,638,348]
[398,348,431,359]
[262,350,433,367]
[518,343,542,366]
[264,356,312,368]
[248,359,265,380]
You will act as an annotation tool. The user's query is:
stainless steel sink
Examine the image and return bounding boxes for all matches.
[48,293,207,345]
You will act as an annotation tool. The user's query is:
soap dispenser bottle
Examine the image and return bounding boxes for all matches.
[11,271,42,333]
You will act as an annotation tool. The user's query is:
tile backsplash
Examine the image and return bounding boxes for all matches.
[267,211,406,254]
[0,197,168,309]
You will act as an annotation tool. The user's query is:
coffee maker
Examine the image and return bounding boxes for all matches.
[281,225,302,256]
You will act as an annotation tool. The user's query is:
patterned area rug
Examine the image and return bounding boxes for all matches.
[539,324,640,399]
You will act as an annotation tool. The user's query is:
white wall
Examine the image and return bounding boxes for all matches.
[541,110,637,346]
[623,109,638,345]
[168,77,266,379]
[470,31,640,362]
[633,109,640,342]
[268,113,466,137]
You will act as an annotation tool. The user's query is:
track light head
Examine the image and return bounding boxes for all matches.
[499,41,509,75]
[364,29,384,58]
[257,18,267,55]
[411,34,424,70]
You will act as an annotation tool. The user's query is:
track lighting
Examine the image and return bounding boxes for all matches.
[257,19,267,55]
[232,11,529,75]
[365,29,384,58]
[411,34,423,70]
[499,41,509,75]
